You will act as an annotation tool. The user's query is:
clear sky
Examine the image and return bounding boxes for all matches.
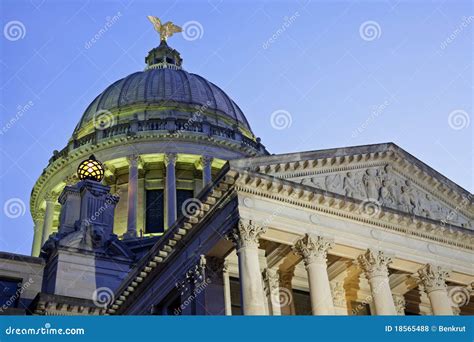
[0,0,472,255]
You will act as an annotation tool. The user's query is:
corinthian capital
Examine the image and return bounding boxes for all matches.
[63,174,79,186]
[418,264,450,293]
[33,209,46,223]
[200,156,213,168]
[357,249,392,279]
[262,268,279,295]
[393,294,406,315]
[164,153,177,166]
[127,154,142,168]
[227,219,266,249]
[44,191,57,203]
[292,234,334,267]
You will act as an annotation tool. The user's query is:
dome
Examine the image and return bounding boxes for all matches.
[74,68,253,135]
[30,19,268,257]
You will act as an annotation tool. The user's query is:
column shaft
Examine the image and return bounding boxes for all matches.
[165,153,177,228]
[31,210,45,256]
[263,268,282,316]
[223,263,232,315]
[306,262,334,315]
[238,246,266,315]
[229,220,266,315]
[278,269,295,315]
[41,196,55,245]
[367,275,396,315]
[201,156,213,187]
[125,155,139,238]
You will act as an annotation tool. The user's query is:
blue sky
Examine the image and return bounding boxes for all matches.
[0,0,472,255]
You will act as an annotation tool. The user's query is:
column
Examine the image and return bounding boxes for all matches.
[41,192,56,245]
[262,268,282,316]
[418,264,453,315]
[358,249,397,315]
[228,219,267,315]
[31,209,45,256]
[201,156,213,187]
[223,262,232,315]
[125,155,140,239]
[278,268,296,315]
[293,234,335,315]
[165,153,177,229]
[331,281,348,315]
[393,294,406,315]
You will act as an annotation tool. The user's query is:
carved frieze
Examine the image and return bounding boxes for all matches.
[296,164,471,228]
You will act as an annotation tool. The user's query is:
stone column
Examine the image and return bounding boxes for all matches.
[223,262,232,316]
[418,264,453,315]
[278,268,296,315]
[165,153,177,229]
[293,234,335,315]
[331,281,348,315]
[125,155,140,238]
[201,156,213,187]
[263,268,282,316]
[358,249,397,315]
[41,192,56,245]
[31,209,45,256]
[228,220,267,315]
[393,294,406,315]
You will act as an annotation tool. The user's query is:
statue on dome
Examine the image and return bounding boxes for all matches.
[147,16,182,41]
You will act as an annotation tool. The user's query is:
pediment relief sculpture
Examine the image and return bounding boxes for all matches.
[296,164,471,228]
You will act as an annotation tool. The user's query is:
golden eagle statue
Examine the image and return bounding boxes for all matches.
[147,16,182,41]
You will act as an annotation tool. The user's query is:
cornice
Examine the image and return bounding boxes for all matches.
[249,148,473,220]
[232,169,474,251]
[30,132,259,216]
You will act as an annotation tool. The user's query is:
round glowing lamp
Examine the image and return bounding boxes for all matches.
[77,155,105,182]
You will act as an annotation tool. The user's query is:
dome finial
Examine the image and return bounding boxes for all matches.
[147,16,182,42]
[145,16,183,70]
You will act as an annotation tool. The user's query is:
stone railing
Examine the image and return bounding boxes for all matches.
[51,119,267,163]
[211,126,235,139]
[242,135,261,150]
[176,119,202,133]
[73,133,95,148]
[138,119,166,131]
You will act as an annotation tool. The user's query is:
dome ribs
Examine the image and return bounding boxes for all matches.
[74,69,253,135]
[103,78,125,110]
[186,73,204,106]
[80,93,101,129]
[146,69,159,101]
[174,69,190,102]
[117,72,141,107]
[191,73,217,123]
[209,80,239,124]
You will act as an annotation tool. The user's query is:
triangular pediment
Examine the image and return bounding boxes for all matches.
[231,143,473,229]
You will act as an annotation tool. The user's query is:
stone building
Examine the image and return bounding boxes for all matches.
[0,20,472,316]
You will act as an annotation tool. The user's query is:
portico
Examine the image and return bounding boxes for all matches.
[107,145,474,316]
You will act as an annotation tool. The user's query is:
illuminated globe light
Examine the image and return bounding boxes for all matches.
[77,155,105,182]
